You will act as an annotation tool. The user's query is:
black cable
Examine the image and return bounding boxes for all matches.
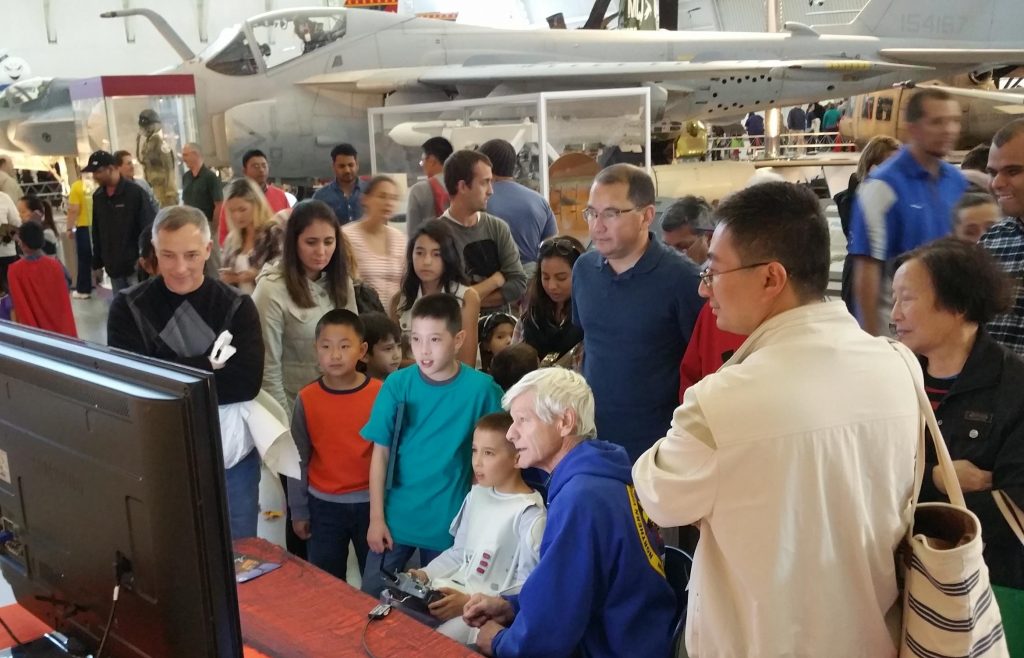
[0,613,23,646]
[95,584,120,658]
[361,603,391,658]
[361,617,381,658]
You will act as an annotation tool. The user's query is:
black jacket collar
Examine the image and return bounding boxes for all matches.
[921,329,1005,398]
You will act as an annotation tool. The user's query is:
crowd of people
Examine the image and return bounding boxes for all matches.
[710,100,848,160]
[1,94,1023,657]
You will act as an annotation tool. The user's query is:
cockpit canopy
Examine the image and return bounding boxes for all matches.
[0,78,70,113]
[205,10,348,76]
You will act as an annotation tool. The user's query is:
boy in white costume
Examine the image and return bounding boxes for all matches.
[409,412,545,644]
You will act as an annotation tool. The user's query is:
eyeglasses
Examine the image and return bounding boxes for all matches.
[539,237,583,259]
[698,262,772,288]
[582,206,644,223]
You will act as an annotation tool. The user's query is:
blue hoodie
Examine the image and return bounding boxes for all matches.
[492,440,676,658]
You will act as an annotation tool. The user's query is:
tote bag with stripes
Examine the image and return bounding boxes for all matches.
[892,341,1009,658]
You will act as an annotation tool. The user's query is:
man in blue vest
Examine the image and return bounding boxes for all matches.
[848,88,966,336]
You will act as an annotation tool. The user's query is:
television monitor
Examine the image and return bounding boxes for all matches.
[0,322,243,657]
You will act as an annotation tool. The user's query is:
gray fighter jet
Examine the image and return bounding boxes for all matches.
[7,0,1024,179]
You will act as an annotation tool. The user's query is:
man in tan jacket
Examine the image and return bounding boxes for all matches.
[634,182,920,658]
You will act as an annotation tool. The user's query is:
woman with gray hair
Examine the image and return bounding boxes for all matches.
[463,368,676,658]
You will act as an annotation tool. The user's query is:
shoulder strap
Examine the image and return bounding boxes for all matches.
[888,339,967,515]
[993,490,1024,547]
[220,291,245,334]
[384,401,405,491]
[428,176,449,218]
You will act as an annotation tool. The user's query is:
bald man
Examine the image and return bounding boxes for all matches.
[182,143,223,272]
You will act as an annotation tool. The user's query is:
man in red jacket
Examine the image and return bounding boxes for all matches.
[678,303,745,401]
[216,149,291,245]
[8,221,77,337]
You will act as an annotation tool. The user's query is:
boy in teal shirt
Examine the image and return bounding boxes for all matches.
[361,293,503,596]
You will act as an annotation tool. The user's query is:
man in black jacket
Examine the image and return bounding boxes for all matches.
[84,150,157,294]
[108,205,265,539]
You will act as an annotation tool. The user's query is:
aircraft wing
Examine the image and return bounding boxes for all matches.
[298,67,436,93]
[298,59,933,93]
[880,49,1024,66]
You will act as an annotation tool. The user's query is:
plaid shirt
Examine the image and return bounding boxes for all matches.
[979,216,1024,355]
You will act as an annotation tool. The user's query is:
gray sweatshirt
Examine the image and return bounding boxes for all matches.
[441,211,527,311]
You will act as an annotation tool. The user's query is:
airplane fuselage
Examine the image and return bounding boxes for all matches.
[5,4,1020,182]
[174,7,1013,179]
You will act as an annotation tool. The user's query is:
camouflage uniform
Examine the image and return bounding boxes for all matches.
[136,125,178,208]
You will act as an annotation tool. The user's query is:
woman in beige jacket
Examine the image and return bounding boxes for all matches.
[253,200,357,416]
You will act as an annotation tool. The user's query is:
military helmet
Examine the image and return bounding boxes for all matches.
[138,109,161,127]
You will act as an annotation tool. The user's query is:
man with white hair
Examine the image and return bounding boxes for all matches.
[463,368,675,658]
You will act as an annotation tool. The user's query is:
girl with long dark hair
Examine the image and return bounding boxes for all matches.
[515,236,585,363]
[17,195,61,260]
[390,218,479,365]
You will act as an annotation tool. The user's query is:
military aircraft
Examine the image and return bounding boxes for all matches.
[5,0,1024,181]
[0,78,76,156]
[839,74,1024,149]
[108,0,1024,178]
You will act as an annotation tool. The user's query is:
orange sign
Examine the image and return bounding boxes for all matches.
[416,12,460,21]
[345,0,398,10]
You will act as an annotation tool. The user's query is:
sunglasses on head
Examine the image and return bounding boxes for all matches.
[539,237,583,259]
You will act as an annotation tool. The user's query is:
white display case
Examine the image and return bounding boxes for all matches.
[368,88,651,241]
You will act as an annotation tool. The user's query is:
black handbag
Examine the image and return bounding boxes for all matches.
[353,280,384,314]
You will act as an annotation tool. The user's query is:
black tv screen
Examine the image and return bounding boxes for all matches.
[0,322,243,657]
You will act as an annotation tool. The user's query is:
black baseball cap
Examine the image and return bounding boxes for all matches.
[82,150,116,173]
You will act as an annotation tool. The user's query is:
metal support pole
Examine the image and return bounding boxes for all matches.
[643,88,652,174]
[764,0,783,159]
[367,111,377,174]
[538,95,549,202]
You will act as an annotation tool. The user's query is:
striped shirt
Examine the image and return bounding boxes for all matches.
[342,222,406,309]
[979,216,1024,355]
[923,370,956,412]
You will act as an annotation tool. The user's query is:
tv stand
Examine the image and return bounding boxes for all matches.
[0,633,91,658]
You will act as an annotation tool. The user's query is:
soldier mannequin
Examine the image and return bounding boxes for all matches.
[136,109,179,207]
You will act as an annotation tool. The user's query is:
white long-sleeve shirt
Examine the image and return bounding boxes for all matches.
[422,485,545,596]
[423,485,546,646]
[0,192,21,259]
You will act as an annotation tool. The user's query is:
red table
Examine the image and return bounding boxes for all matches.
[1,538,477,657]
[235,538,477,657]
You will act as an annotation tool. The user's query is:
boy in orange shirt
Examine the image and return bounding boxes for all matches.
[289,309,381,581]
